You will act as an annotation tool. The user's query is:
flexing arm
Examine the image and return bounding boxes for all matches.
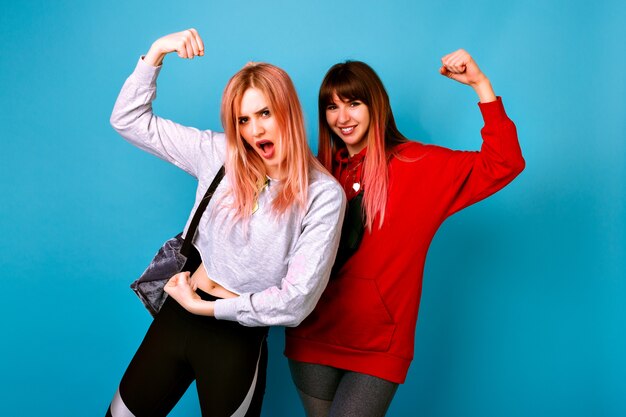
[433,49,525,217]
[110,29,225,177]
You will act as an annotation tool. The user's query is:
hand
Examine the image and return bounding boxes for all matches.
[144,28,205,67]
[439,49,496,103]
[164,271,202,312]
[439,49,485,86]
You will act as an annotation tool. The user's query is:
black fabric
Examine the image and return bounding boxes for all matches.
[180,165,225,257]
[288,359,398,417]
[181,241,202,274]
[331,191,365,276]
[113,290,268,417]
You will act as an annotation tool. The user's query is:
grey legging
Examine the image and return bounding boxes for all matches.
[288,360,398,417]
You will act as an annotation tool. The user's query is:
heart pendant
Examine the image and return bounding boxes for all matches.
[352,183,361,192]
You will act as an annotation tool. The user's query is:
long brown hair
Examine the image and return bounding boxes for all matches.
[318,61,408,230]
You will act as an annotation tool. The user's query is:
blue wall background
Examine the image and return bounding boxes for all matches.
[1,0,624,416]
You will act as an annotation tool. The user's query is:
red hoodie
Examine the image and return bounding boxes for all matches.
[285,98,525,383]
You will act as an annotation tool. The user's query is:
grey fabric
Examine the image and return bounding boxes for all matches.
[111,58,346,327]
[289,360,398,417]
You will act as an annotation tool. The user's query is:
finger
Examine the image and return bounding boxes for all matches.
[181,30,198,58]
[442,63,462,75]
[454,49,472,67]
[184,38,194,59]
[174,271,189,283]
[441,60,459,74]
[439,66,455,80]
[177,31,194,58]
[442,49,469,73]
[187,28,204,56]
[168,276,180,288]
[196,33,205,56]
[176,38,187,59]
[188,36,200,58]
[446,55,466,72]
[164,278,176,294]
[178,272,192,287]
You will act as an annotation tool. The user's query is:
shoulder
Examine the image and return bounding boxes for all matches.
[200,130,227,149]
[392,140,460,162]
[196,131,228,176]
[388,141,467,179]
[309,167,342,191]
[307,168,346,210]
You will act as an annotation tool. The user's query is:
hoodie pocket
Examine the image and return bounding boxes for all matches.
[319,276,396,352]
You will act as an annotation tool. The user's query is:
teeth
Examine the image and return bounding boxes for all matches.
[340,127,355,134]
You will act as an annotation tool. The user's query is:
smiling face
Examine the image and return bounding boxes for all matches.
[238,87,284,179]
[325,92,371,156]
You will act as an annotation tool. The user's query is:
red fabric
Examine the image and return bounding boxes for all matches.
[285,98,525,383]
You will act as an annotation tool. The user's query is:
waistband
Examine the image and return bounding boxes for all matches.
[196,287,222,302]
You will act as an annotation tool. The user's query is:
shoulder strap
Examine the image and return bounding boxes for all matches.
[180,165,225,257]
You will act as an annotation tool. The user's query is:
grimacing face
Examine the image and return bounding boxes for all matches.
[237,88,285,179]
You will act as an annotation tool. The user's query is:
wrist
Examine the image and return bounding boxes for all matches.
[191,299,215,316]
[144,42,167,67]
[471,77,496,103]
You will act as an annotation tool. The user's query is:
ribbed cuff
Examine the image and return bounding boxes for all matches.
[478,96,508,122]
[131,56,162,85]
[213,297,240,321]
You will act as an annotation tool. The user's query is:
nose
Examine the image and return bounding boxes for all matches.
[251,119,265,137]
[338,106,350,124]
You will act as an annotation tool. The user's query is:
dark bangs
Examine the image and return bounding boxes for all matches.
[319,62,372,108]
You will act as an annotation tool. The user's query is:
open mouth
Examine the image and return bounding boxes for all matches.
[255,140,275,159]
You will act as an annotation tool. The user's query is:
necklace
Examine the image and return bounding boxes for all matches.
[342,157,364,200]
[252,178,270,214]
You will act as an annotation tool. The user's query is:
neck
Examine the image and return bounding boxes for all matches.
[346,142,367,157]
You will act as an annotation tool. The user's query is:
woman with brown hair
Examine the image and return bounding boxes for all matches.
[285,49,525,417]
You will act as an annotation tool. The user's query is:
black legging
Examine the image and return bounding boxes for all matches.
[106,290,268,417]
[289,360,398,417]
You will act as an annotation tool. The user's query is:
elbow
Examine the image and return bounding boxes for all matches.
[282,313,306,328]
[510,153,526,178]
[281,303,315,327]
[284,319,304,328]
[109,109,126,133]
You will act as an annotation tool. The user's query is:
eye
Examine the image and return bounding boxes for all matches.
[238,117,249,125]
[261,109,271,117]
[326,104,338,111]
[350,101,362,107]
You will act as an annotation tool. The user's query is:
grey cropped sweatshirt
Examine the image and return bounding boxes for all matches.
[110,58,345,327]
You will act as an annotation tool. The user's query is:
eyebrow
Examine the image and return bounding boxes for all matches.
[253,106,269,116]
[238,106,270,119]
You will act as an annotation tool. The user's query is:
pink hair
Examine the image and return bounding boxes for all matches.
[318,61,408,231]
[221,62,324,222]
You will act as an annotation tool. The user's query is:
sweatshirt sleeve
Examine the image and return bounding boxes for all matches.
[110,57,225,178]
[442,97,525,217]
[213,180,346,327]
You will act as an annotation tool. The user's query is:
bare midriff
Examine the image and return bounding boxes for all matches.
[191,263,238,299]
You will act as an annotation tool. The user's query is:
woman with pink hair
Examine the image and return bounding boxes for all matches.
[285,50,525,416]
[105,29,344,417]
